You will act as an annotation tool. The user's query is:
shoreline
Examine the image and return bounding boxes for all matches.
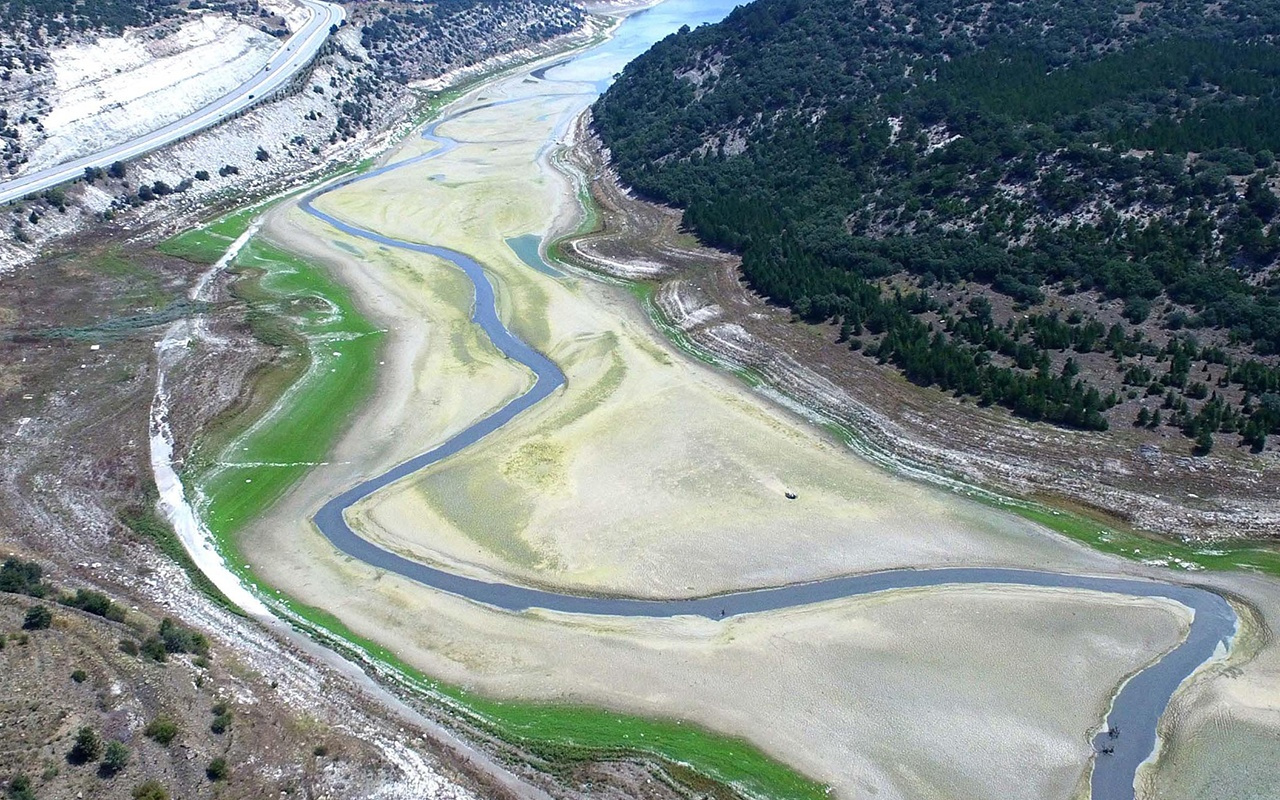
[280,40,1237,800]
[548,120,1280,576]
[147,3,1269,793]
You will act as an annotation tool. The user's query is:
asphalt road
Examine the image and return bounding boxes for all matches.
[0,0,345,205]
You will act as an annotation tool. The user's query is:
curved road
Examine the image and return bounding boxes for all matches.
[0,0,344,205]
[294,82,1238,800]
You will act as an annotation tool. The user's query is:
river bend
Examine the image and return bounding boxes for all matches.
[294,11,1238,800]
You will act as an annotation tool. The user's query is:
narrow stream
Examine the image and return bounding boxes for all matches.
[278,3,1241,799]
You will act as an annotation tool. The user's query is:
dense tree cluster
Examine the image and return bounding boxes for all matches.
[0,0,181,41]
[352,0,582,83]
[1,557,128,621]
[594,0,1280,450]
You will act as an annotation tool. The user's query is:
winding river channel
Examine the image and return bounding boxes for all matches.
[292,2,1239,798]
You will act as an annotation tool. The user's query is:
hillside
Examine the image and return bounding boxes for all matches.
[593,0,1280,456]
[0,0,592,270]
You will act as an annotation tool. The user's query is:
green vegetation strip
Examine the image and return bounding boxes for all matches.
[547,167,1280,581]
[193,237,382,564]
[276,596,827,800]
[614,255,1280,581]
[168,208,824,797]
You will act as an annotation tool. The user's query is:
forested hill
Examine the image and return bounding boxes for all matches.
[592,0,1280,453]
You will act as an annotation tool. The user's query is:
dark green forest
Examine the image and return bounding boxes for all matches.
[594,0,1280,451]
[0,0,183,39]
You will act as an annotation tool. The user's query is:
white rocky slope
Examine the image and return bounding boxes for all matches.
[27,14,280,173]
[0,4,601,272]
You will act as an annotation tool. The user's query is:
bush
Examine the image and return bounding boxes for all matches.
[194,170,210,181]
[119,639,139,657]
[6,774,36,800]
[205,757,228,781]
[61,589,125,622]
[71,669,87,683]
[68,726,102,764]
[100,740,129,775]
[158,618,208,657]
[132,781,169,800]
[140,637,167,663]
[22,604,52,630]
[144,717,178,746]
[108,161,127,179]
[0,558,49,597]
[255,147,270,162]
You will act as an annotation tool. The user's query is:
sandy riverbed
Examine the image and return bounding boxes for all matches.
[227,39,1280,800]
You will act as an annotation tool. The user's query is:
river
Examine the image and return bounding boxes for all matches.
[251,2,1237,799]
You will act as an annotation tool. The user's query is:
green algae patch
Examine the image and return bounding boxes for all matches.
[189,236,382,563]
[554,204,1280,582]
[160,207,259,264]
[1011,503,1280,577]
[274,595,830,800]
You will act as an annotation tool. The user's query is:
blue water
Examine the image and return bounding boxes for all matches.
[506,234,562,277]
[292,4,1238,799]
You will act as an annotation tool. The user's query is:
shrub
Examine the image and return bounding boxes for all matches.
[194,170,210,181]
[119,639,139,656]
[71,669,87,683]
[255,147,270,162]
[108,161,127,179]
[100,741,129,775]
[22,604,51,630]
[68,726,102,764]
[205,757,228,781]
[6,775,34,800]
[7,774,36,800]
[61,589,125,622]
[144,717,178,746]
[140,637,167,663]
[210,711,232,735]
[158,618,208,657]
[0,558,49,597]
[132,781,169,800]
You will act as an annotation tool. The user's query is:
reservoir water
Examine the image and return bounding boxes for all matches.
[295,3,1238,799]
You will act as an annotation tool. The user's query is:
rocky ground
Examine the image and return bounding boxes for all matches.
[0,234,500,798]
[557,116,1280,543]
[0,0,596,274]
[0,4,739,796]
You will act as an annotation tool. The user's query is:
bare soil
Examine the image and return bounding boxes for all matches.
[558,121,1280,542]
[0,232,487,799]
